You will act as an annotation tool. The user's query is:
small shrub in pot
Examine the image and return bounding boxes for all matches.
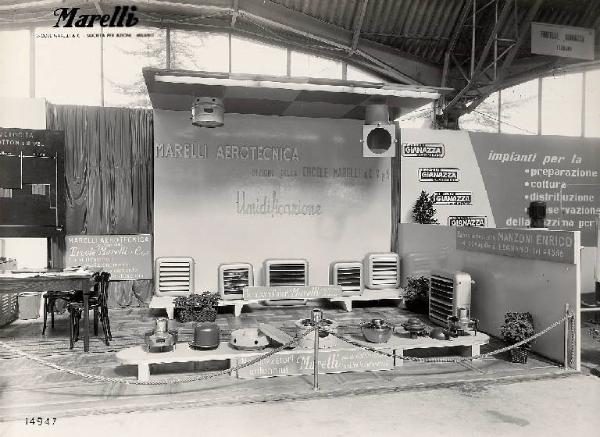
[404,275,429,314]
[500,311,535,363]
[174,292,220,323]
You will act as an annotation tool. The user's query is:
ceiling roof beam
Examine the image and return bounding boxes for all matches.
[441,0,474,87]
[445,0,514,112]
[350,0,369,53]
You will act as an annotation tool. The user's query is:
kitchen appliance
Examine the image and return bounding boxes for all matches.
[218,263,253,300]
[428,269,472,326]
[401,318,427,339]
[294,317,339,349]
[144,317,178,353]
[331,261,362,296]
[189,322,220,350]
[229,328,269,350]
[446,307,479,337]
[364,252,400,289]
[361,318,394,343]
[154,257,194,297]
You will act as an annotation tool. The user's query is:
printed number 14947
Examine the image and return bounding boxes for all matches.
[25,417,56,425]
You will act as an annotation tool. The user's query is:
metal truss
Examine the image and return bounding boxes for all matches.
[436,0,543,128]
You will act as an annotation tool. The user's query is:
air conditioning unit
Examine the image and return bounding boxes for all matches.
[264,259,308,286]
[154,257,194,297]
[364,252,400,289]
[218,263,253,300]
[331,262,362,296]
[428,269,472,326]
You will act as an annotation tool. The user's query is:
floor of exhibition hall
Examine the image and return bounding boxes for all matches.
[0,301,581,422]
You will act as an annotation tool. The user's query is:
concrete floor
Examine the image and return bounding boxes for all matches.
[0,374,598,437]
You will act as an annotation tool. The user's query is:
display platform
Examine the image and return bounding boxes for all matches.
[149,288,404,318]
[115,331,488,381]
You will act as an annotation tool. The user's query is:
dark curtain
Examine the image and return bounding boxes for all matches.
[46,104,154,308]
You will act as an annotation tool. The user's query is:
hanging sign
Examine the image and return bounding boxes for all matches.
[531,22,595,60]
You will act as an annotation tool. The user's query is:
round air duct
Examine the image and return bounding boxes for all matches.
[192,97,224,128]
[365,104,390,125]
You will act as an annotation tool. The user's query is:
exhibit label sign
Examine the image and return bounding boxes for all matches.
[65,234,152,280]
[243,285,343,300]
[448,216,487,227]
[418,168,460,182]
[531,22,594,60]
[434,191,472,205]
[456,228,577,264]
[234,347,394,379]
[402,142,445,158]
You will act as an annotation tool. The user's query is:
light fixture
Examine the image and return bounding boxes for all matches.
[362,104,396,158]
[192,97,224,128]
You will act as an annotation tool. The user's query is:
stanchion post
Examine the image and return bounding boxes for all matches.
[564,303,569,370]
[311,309,322,391]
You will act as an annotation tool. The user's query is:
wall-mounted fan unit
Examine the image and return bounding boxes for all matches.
[218,263,253,300]
[364,252,400,289]
[428,269,472,326]
[331,262,362,296]
[154,257,194,297]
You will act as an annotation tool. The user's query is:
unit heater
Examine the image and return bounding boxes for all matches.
[154,257,194,297]
[428,269,472,326]
[364,252,400,289]
[218,263,253,300]
[264,259,308,286]
[331,262,362,296]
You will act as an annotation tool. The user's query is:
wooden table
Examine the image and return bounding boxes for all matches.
[0,271,96,352]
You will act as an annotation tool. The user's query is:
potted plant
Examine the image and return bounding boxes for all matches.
[173,292,220,323]
[500,311,535,363]
[403,275,429,314]
[412,190,439,224]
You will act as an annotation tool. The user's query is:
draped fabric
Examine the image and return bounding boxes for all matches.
[391,155,401,254]
[46,104,154,307]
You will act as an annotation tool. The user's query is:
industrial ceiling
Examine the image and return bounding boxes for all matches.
[1,0,598,125]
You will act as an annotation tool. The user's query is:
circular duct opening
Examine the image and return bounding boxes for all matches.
[192,97,224,128]
[366,127,392,154]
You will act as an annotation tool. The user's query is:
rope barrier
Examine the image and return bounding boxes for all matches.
[0,312,576,385]
[0,326,318,386]
[324,313,575,364]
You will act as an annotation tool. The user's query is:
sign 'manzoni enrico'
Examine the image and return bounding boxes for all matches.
[53,6,139,28]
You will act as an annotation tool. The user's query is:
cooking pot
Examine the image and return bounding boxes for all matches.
[229,328,269,350]
[361,318,394,343]
[190,322,220,350]
[402,318,426,338]
[294,318,339,349]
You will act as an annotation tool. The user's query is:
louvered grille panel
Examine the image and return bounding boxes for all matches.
[365,253,400,289]
[219,263,253,300]
[154,257,194,297]
[331,262,362,296]
[265,260,308,286]
[428,270,472,326]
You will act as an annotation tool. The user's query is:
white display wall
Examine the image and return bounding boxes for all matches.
[154,111,391,291]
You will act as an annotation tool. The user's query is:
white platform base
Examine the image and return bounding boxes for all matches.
[330,288,404,312]
[149,288,404,319]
